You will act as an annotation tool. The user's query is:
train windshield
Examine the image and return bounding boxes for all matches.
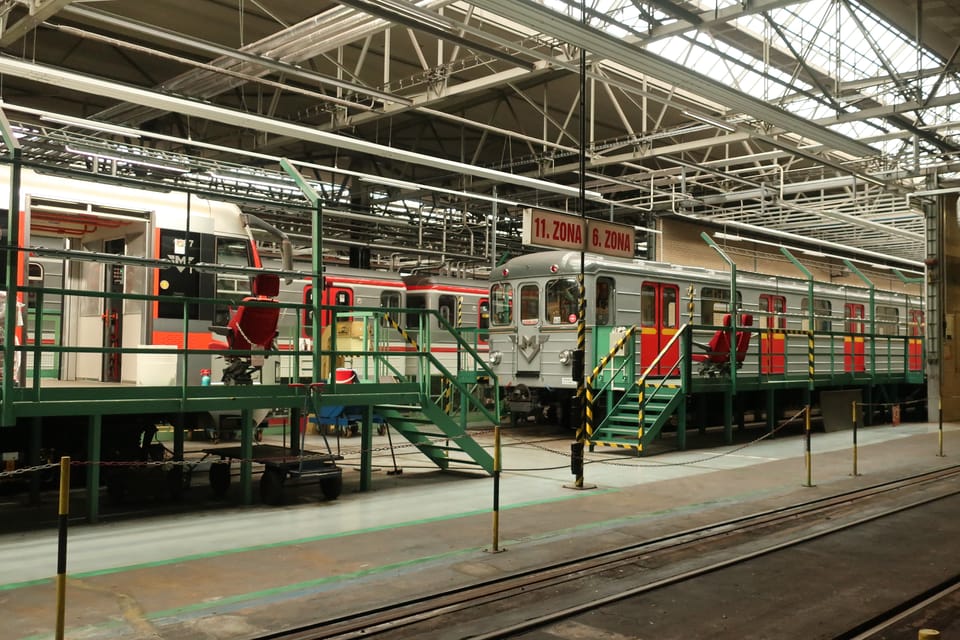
[545,278,579,325]
[490,283,513,326]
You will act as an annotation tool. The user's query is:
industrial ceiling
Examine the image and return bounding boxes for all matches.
[0,0,956,272]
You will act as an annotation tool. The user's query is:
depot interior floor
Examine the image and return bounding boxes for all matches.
[0,418,956,639]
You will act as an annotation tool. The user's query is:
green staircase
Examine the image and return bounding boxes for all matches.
[588,381,684,452]
[376,400,495,473]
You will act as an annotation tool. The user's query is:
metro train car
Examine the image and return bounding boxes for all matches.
[265,263,490,384]
[486,250,925,430]
[2,168,290,387]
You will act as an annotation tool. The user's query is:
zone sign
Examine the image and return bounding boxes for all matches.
[522,208,635,259]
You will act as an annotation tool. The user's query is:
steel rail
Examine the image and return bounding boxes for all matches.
[255,464,960,640]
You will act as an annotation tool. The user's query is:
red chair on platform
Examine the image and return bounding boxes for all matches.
[209,273,281,385]
[693,313,754,377]
[692,314,733,377]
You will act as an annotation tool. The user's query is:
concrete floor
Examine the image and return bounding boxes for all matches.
[0,419,956,639]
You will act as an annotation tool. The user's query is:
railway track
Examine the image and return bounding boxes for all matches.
[257,464,960,640]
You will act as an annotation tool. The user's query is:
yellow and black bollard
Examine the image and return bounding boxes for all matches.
[55,456,71,640]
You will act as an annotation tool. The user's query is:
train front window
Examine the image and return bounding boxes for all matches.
[520,284,539,325]
[490,283,512,326]
[545,278,578,325]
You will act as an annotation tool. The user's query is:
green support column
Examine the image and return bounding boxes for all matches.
[86,414,101,523]
[360,405,373,492]
[29,417,42,505]
[290,406,301,455]
[173,413,184,462]
[240,409,253,505]
[677,395,687,450]
[724,390,733,444]
[865,385,873,426]
[766,388,776,435]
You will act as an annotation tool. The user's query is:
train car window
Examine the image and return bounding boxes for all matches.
[876,305,899,336]
[641,284,655,327]
[405,293,427,329]
[801,298,832,332]
[490,283,512,326]
[380,291,402,328]
[439,294,457,326]
[662,286,677,328]
[595,278,613,325]
[545,278,578,325]
[27,263,43,306]
[700,287,741,325]
[520,284,539,326]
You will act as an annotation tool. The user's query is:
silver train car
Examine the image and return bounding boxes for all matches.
[486,250,925,427]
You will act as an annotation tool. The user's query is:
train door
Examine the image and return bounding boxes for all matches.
[515,283,543,375]
[101,239,125,382]
[759,294,786,374]
[908,309,924,371]
[323,285,352,327]
[639,281,679,376]
[844,303,866,373]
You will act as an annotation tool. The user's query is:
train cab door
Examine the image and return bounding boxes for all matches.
[908,309,924,372]
[759,294,786,374]
[514,283,543,375]
[101,239,125,383]
[639,282,679,376]
[844,303,866,373]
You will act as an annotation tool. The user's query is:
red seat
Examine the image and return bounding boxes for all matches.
[209,273,281,384]
[693,314,733,366]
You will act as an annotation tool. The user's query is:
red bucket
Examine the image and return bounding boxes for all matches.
[334,368,357,384]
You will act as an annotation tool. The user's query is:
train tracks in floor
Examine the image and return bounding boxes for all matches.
[257,464,960,640]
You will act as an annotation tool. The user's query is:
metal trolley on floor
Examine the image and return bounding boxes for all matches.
[203,382,343,505]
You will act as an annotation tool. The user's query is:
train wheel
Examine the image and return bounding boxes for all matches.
[260,467,286,505]
[209,462,231,497]
[320,473,342,500]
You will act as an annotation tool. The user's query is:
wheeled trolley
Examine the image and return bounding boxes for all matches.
[202,443,343,505]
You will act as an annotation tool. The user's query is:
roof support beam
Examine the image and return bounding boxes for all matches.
[468,0,878,159]
[0,57,596,200]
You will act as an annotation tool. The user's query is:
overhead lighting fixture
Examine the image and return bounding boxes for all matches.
[359,176,522,207]
[682,110,736,133]
[65,144,189,173]
[40,114,141,139]
[714,231,744,242]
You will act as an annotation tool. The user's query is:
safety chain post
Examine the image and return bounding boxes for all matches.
[486,421,505,553]
[55,456,71,640]
[851,400,860,476]
[937,398,944,457]
[571,273,587,488]
[804,405,814,487]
